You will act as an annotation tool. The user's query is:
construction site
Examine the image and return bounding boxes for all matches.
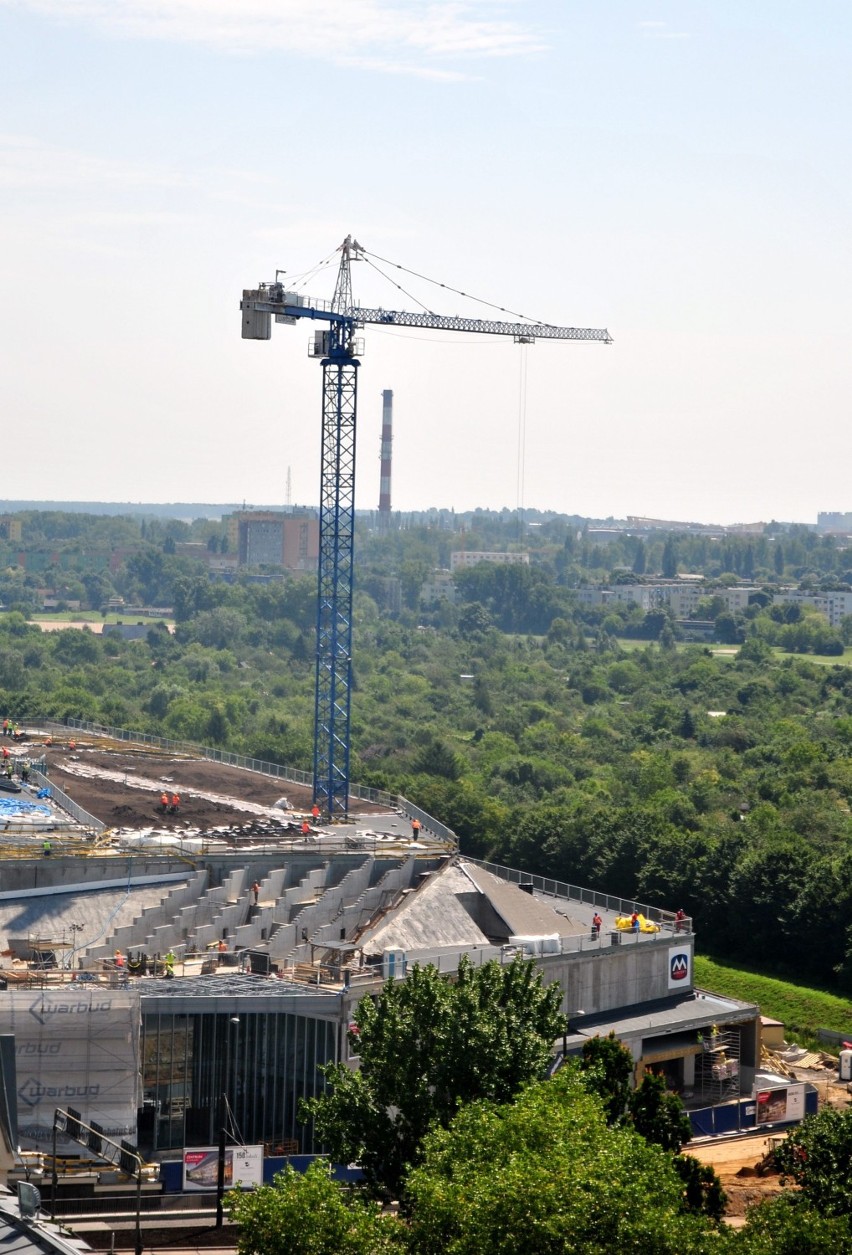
[0,720,841,1243]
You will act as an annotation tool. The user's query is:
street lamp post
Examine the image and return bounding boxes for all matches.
[215,1017,240,1228]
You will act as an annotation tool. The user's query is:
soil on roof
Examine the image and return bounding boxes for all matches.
[38,744,385,833]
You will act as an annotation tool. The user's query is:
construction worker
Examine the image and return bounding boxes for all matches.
[1,746,9,762]
[411,818,422,838]
[169,792,180,815]
[20,760,29,783]
[4,762,11,780]
[160,791,169,812]
[217,939,228,965]
[42,839,51,857]
[114,950,125,969]
[2,720,7,737]
[301,819,310,835]
[164,949,176,978]
[251,881,260,906]
[311,803,320,821]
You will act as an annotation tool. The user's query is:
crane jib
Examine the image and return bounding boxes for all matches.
[245,295,611,342]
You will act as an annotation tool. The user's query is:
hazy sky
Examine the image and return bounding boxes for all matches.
[1,2,849,525]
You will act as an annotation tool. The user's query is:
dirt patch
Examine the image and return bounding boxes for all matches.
[37,743,387,834]
[689,1071,852,1220]
[688,1132,788,1218]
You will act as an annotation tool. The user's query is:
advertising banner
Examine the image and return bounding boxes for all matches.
[183,1145,263,1192]
[755,1083,806,1125]
[0,988,140,1149]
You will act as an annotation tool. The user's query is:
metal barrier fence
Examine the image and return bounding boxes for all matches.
[60,718,399,807]
[396,794,457,847]
[30,769,106,834]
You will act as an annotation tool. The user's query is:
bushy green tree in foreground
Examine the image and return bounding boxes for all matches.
[577,1030,633,1124]
[302,955,565,1200]
[737,1193,852,1254]
[228,1160,402,1255]
[628,1069,693,1152]
[773,1106,852,1216]
[404,1069,725,1255]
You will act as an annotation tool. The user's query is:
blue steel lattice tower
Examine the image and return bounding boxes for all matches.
[241,236,611,817]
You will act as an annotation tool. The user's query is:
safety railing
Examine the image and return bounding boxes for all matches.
[30,769,106,834]
[465,858,687,932]
[60,718,399,806]
[56,719,457,841]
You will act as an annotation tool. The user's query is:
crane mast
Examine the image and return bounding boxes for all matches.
[241,237,611,818]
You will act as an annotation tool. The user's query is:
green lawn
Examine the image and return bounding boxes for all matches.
[694,955,852,1051]
[29,611,173,626]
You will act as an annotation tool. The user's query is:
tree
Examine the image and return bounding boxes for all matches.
[628,1071,692,1152]
[303,955,565,1199]
[405,1069,724,1255]
[738,1193,852,1253]
[578,1032,633,1124]
[673,1154,728,1222]
[228,1160,403,1255]
[662,537,679,578]
[773,1107,852,1216]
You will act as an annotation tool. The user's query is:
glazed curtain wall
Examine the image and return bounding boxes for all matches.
[139,1009,337,1154]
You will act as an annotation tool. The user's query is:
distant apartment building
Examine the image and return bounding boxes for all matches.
[575,582,701,616]
[0,517,21,543]
[449,551,530,572]
[575,582,764,618]
[817,511,852,535]
[421,570,458,606]
[775,590,852,629]
[231,511,319,572]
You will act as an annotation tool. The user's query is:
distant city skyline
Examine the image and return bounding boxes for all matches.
[1,2,850,524]
[0,497,845,532]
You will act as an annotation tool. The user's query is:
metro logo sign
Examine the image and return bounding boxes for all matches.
[668,949,691,988]
[670,955,688,981]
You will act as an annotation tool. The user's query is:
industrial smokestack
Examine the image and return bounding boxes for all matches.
[378,389,393,530]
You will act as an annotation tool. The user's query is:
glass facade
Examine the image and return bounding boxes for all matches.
[139,1008,338,1155]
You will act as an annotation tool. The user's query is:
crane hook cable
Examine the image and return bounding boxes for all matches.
[361,247,552,327]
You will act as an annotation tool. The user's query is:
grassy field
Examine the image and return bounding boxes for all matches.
[695,955,852,1051]
[29,611,173,626]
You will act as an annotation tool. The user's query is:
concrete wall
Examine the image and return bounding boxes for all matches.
[540,935,694,1017]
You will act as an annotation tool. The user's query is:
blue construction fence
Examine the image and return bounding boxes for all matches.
[689,1084,818,1138]
[158,1154,362,1193]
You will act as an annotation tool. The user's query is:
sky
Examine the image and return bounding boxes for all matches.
[0,1,850,526]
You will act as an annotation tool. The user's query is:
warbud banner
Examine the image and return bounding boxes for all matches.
[0,989,140,1149]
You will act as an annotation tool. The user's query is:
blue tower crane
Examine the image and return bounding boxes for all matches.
[241,237,612,819]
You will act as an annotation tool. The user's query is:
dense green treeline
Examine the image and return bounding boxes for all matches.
[6,512,852,989]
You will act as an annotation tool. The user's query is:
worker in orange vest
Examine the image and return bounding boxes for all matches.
[160,791,169,812]
[311,803,320,820]
[301,819,310,835]
[170,793,180,814]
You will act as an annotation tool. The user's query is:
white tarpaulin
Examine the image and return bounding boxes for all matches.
[0,988,141,1149]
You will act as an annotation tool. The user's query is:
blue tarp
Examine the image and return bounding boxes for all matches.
[0,797,51,818]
